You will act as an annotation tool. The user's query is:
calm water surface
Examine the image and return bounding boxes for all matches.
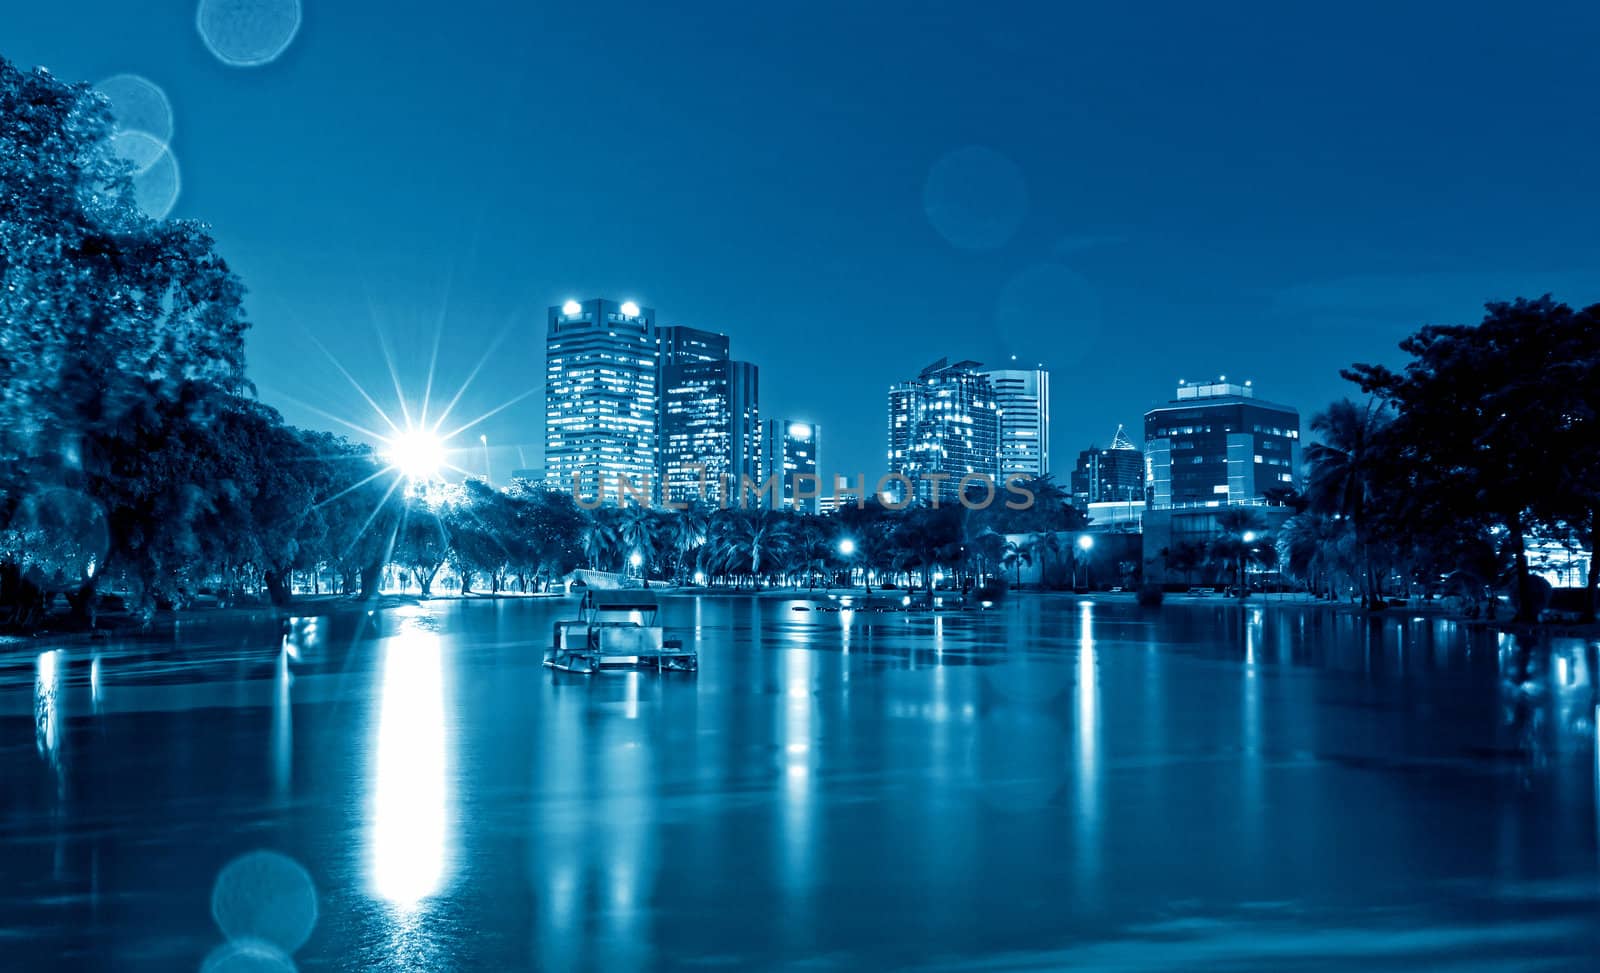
[3,596,1599,971]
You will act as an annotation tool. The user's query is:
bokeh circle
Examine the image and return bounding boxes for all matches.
[211,851,319,954]
[196,0,303,67]
[990,262,1102,367]
[5,489,110,593]
[923,146,1028,250]
[110,132,182,219]
[92,74,174,171]
[201,939,298,973]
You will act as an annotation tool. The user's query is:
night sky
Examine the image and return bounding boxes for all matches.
[10,1,1600,482]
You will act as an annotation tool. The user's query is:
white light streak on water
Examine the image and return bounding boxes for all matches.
[368,626,451,908]
[1075,602,1100,896]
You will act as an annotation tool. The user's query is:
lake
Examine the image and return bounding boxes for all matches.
[3,595,1598,971]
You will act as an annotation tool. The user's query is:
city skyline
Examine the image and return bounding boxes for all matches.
[11,3,1599,485]
[9,4,1600,971]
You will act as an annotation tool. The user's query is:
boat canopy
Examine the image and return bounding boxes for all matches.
[583,590,662,612]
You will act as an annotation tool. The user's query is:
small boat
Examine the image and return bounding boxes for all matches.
[544,590,697,674]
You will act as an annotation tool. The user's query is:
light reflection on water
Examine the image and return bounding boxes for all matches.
[1075,601,1099,898]
[368,621,452,911]
[2,598,1599,969]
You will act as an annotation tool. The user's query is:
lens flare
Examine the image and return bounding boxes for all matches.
[383,428,446,482]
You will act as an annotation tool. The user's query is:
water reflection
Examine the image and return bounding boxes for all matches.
[6,597,1600,970]
[35,649,63,779]
[368,623,452,909]
[1075,602,1100,897]
[780,648,815,898]
[272,646,293,801]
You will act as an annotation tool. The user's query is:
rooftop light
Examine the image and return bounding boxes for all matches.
[620,301,641,317]
[562,299,582,315]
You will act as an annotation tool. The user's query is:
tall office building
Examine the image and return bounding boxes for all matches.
[762,419,820,512]
[545,299,659,502]
[1143,378,1299,507]
[887,358,1000,505]
[658,325,761,505]
[1070,425,1144,509]
[984,365,1050,478]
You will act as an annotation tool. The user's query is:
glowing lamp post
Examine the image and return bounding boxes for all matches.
[1077,534,1094,590]
[1239,532,1258,598]
[837,537,857,589]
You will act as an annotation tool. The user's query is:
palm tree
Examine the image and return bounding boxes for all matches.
[668,507,707,584]
[580,511,620,571]
[1000,539,1034,588]
[619,505,659,577]
[1210,507,1268,597]
[889,507,962,604]
[705,510,792,587]
[968,530,1008,585]
[1305,398,1392,607]
[1277,511,1352,599]
[1036,531,1066,589]
[1161,540,1206,587]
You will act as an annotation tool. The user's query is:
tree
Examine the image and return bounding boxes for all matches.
[1,58,252,621]
[1276,512,1352,599]
[1160,540,1207,587]
[889,506,963,601]
[1001,539,1034,589]
[1304,398,1394,607]
[580,508,621,571]
[1209,508,1268,598]
[667,506,708,583]
[1346,297,1600,621]
[394,497,448,596]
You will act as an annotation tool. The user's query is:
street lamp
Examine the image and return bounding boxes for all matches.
[1238,532,1257,597]
[1077,535,1094,590]
[629,550,643,580]
[838,537,857,590]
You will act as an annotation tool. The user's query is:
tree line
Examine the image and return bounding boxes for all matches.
[1276,297,1599,622]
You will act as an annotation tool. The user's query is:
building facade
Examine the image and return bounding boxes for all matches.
[1070,424,1144,510]
[545,299,659,502]
[887,358,1000,504]
[761,419,820,512]
[1143,379,1299,508]
[657,324,761,506]
[984,366,1050,478]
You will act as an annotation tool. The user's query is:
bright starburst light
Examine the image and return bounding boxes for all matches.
[263,308,543,565]
[384,427,446,482]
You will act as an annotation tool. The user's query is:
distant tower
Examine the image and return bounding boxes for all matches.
[545,299,658,502]
[887,358,1000,505]
[983,364,1050,478]
[657,325,761,505]
[762,419,820,512]
[1070,425,1144,511]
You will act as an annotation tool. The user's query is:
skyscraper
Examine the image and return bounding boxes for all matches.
[545,299,658,502]
[1070,425,1144,509]
[762,419,820,512]
[887,358,1000,505]
[658,325,761,506]
[1143,378,1299,507]
[984,365,1050,478]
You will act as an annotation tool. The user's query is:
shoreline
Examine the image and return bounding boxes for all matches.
[6,585,1595,650]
